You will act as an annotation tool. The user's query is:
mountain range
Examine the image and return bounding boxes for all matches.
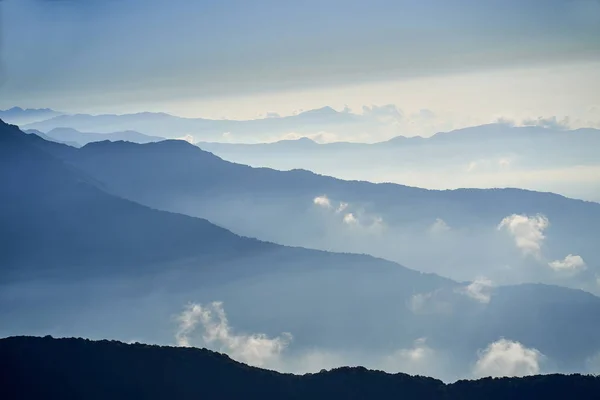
[20,106,364,142]
[25,125,600,289]
[198,123,600,167]
[2,118,600,379]
[15,106,600,201]
[2,336,600,400]
[0,107,63,126]
[196,124,600,202]
[23,127,165,147]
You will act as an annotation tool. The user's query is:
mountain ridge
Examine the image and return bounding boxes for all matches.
[3,119,600,376]
[2,336,599,400]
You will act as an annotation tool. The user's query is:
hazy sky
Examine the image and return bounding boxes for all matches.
[1,0,599,127]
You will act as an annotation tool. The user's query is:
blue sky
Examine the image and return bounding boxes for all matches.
[0,0,599,127]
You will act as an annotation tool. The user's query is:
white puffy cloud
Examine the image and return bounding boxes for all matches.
[473,339,544,378]
[313,195,332,209]
[429,218,451,234]
[498,214,549,258]
[343,213,358,225]
[456,278,493,304]
[175,302,292,368]
[498,214,587,275]
[548,254,586,272]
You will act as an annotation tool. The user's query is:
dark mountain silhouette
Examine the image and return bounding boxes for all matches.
[2,336,600,400]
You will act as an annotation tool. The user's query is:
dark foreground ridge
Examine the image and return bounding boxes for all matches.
[1,336,599,399]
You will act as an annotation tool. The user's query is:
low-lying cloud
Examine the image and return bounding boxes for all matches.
[455,278,493,304]
[313,195,332,209]
[342,212,358,225]
[175,302,557,381]
[175,301,292,367]
[409,279,494,315]
[473,339,544,378]
[175,301,447,377]
[497,214,549,259]
[548,254,587,272]
[498,214,587,276]
[312,195,384,233]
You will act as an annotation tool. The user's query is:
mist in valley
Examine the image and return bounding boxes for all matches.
[2,0,600,391]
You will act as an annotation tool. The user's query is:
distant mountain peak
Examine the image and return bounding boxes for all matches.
[49,127,79,133]
[80,137,220,160]
[300,106,338,115]
[130,111,174,118]
[275,137,317,145]
[2,106,57,113]
[296,137,316,143]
